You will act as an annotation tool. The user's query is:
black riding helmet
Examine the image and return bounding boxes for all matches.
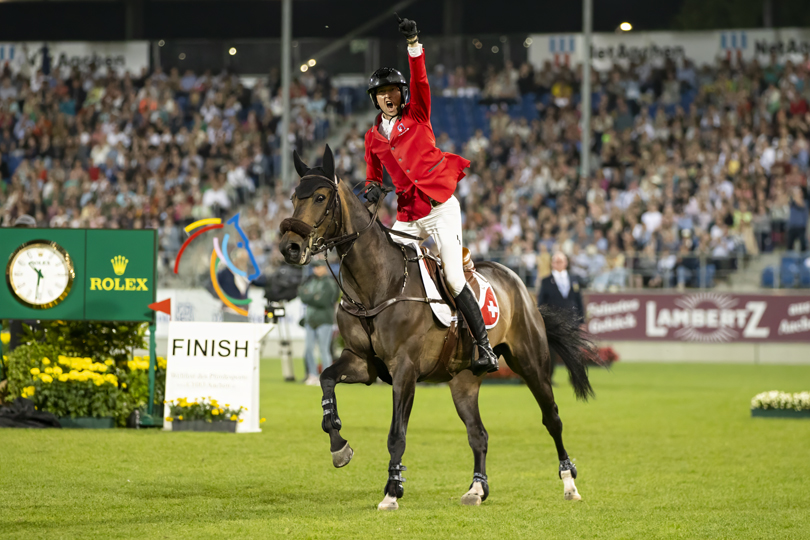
[367,67,410,110]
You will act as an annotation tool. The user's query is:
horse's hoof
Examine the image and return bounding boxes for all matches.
[331,442,353,468]
[461,491,482,506]
[564,488,582,501]
[561,469,582,501]
[461,480,486,506]
[377,494,399,511]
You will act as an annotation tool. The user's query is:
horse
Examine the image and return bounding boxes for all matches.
[278,145,598,510]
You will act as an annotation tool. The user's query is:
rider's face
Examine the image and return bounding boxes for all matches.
[375,85,402,118]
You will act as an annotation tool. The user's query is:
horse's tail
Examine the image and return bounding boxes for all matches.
[539,304,597,401]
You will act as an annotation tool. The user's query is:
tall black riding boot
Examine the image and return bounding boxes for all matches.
[454,285,499,376]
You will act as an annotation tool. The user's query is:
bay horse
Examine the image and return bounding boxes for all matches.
[278,145,598,510]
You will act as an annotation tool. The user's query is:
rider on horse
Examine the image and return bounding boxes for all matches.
[363,14,499,376]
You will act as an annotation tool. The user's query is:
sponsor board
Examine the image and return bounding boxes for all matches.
[0,228,155,321]
[585,292,810,343]
[163,321,273,433]
[529,28,810,71]
[0,41,149,75]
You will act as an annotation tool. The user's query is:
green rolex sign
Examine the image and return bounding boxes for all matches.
[1,228,156,322]
[84,230,157,322]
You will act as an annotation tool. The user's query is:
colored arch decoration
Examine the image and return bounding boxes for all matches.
[174,213,259,317]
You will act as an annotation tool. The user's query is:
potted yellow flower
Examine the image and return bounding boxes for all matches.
[165,397,244,433]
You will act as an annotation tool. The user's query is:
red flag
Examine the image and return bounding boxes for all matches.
[148,298,171,317]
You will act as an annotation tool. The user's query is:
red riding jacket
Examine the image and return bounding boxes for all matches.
[364,47,470,222]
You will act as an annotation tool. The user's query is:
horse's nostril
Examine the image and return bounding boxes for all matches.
[287,243,301,257]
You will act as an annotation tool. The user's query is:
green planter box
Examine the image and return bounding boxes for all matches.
[171,420,237,433]
[751,409,810,419]
[58,417,116,429]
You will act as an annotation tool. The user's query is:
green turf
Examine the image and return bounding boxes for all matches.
[2,361,809,539]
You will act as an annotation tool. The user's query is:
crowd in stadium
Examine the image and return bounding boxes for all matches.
[1,49,809,290]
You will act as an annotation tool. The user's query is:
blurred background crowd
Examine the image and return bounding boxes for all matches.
[2,47,809,291]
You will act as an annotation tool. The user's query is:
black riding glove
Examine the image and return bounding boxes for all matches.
[365,183,385,204]
[395,13,418,41]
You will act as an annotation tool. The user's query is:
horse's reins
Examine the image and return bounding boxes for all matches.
[279,177,444,317]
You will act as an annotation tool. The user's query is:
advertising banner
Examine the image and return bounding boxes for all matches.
[0,41,150,76]
[164,321,273,433]
[585,293,810,343]
[529,28,810,71]
[85,230,156,322]
[1,228,155,321]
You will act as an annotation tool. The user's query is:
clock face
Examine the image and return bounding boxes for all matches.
[6,240,75,309]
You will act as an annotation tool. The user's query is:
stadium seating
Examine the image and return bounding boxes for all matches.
[761,266,776,288]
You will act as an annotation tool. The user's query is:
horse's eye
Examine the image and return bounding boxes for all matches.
[315,194,326,203]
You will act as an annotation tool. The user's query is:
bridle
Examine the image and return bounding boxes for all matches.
[279,177,384,254]
[279,177,390,312]
[279,175,443,317]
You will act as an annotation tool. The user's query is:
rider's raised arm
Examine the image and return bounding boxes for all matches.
[407,42,430,124]
[364,129,383,185]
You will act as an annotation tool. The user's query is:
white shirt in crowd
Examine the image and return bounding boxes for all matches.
[552,269,570,298]
[202,186,231,210]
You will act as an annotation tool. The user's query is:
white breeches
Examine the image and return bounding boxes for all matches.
[391,195,466,297]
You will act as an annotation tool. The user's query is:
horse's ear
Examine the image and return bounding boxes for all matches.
[322,144,336,183]
[293,150,309,178]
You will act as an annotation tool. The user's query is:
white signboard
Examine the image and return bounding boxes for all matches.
[0,41,150,76]
[529,28,810,71]
[163,321,273,433]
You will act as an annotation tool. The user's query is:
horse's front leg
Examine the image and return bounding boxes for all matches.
[320,348,376,468]
[378,358,418,511]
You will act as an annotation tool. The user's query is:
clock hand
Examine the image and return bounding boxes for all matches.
[28,262,44,280]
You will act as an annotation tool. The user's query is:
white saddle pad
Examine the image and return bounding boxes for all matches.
[405,241,500,329]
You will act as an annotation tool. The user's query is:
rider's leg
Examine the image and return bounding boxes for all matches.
[421,196,498,375]
[390,219,425,245]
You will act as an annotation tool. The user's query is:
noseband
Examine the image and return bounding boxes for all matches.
[279,176,381,257]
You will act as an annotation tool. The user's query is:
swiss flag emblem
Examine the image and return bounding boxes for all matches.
[481,286,499,327]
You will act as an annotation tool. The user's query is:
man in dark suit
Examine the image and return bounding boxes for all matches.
[537,251,584,323]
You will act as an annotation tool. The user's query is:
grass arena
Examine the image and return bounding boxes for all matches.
[3,361,808,539]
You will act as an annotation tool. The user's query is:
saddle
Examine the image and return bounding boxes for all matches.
[418,247,480,381]
[420,247,480,310]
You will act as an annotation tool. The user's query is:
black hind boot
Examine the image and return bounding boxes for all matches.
[454,285,499,376]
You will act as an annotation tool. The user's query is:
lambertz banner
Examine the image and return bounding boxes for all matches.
[585,293,810,343]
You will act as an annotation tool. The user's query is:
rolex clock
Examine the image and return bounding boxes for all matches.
[6,240,75,309]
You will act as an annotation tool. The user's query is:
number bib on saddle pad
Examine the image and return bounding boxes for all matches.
[413,249,500,329]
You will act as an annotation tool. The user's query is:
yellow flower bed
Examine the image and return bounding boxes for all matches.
[127,356,168,371]
[165,396,245,423]
[37,355,120,387]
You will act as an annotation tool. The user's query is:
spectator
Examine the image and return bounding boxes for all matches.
[297,260,340,386]
[787,187,809,251]
[537,252,584,323]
